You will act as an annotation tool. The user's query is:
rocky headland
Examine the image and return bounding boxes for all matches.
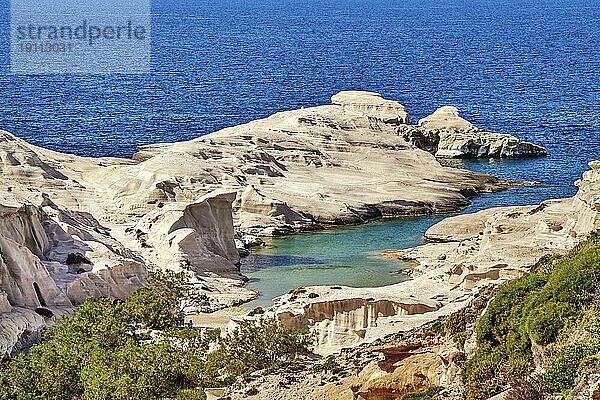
[0,91,545,358]
[133,90,541,238]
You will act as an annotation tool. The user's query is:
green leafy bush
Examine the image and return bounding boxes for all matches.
[174,388,207,400]
[445,307,476,336]
[542,344,600,393]
[401,386,441,400]
[463,345,508,400]
[464,232,600,400]
[0,299,206,400]
[124,270,187,330]
[0,271,312,399]
[211,318,313,378]
[313,355,342,374]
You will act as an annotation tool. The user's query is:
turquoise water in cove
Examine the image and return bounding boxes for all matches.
[241,161,563,306]
[1,0,600,304]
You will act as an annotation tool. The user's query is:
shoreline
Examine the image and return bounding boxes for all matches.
[238,177,523,247]
[239,177,545,307]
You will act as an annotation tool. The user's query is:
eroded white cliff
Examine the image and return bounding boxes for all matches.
[0,134,252,357]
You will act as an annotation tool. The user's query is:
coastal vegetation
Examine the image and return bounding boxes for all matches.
[0,272,313,400]
[5,231,599,400]
[464,232,600,399]
[401,387,442,400]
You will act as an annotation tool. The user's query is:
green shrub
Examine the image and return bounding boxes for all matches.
[174,388,207,400]
[401,386,441,400]
[452,330,471,349]
[541,344,600,393]
[420,320,444,338]
[476,272,548,348]
[124,270,187,330]
[0,272,211,400]
[445,307,476,336]
[525,301,578,345]
[464,232,600,399]
[463,345,508,400]
[218,317,313,376]
[313,355,342,374]
[0,272,315,400]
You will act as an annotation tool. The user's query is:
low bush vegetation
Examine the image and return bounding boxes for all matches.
[204,317,313,381]
[464,232,600,400]
[0,271,314,400]
[401,387,442,400]
[541,343,600,392]
[312,355,342,374]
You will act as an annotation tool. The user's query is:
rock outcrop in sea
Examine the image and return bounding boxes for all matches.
[402,105,547,158]
[0,91,545,358]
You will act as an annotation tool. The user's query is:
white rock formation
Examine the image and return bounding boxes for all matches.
[135,91,532,237]
[418,106,476,131]
[0,308,46,359]
[401,106,547,158]
[0,91,545,357]
[65,262,147,305]
[404,160,600,273]
[331,91,410,124]
[0,291,12,314]
[0,133,252,356]
[277,295,438,353]
[0,206,71,308]
[235,185,314,236]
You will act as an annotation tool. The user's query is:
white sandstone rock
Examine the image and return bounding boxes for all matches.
[331,90,410,124]
[0,291,12,313]
[0,308,46,359]
[133,191,241,278]
[418,106,477,131]
[403,106,548,158]
[136,93,508,232]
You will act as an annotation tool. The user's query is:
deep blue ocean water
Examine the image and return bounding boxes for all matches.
[1,0,600,304]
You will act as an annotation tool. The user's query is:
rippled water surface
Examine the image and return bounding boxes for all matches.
[1,0,600,304]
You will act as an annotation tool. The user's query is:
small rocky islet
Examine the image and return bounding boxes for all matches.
[4,91,599,399]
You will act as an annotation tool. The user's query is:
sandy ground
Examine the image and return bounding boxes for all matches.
[186,306,253,331]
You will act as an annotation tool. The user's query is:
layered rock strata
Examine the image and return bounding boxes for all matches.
[401,106,547,158]
[225,294,493,400]
[135,91,544,237]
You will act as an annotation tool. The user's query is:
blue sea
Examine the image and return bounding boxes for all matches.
[1,0,600,304]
